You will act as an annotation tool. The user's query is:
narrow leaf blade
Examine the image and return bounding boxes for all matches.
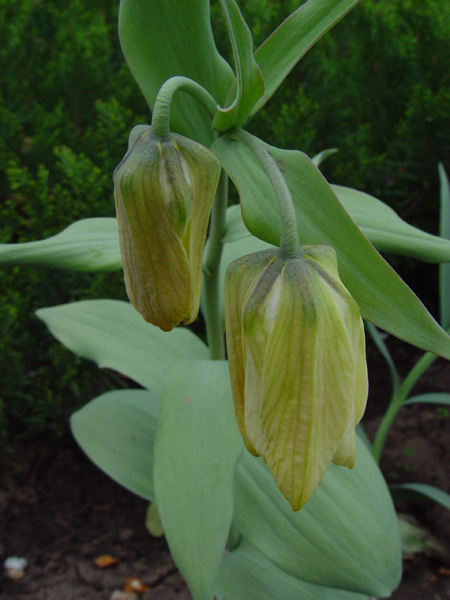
[439,164,450,327]
[333,185,450,263]
[390,483,450,511]
[404,393,450,406]
[253,0,360,114]
[212,0,264,130]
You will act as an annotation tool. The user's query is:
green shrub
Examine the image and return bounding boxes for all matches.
[0,0,147,451]
[248,0,450,233]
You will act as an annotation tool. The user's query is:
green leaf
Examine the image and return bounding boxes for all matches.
[118,0,233,145]
[232,437,402,597]
[202,206,271,329]
[252,0,360,114]
[333,185,450,262]
[398,515,450,559]
[366,322,400,393]
[154,360,243,600]
[439,164,450,328]
[311,148,338,167]
[212,0,264,131]
[215,538,368,600]
[390,483,450,510]
[71,389,159,501]
[212,132,450,359]
[36,300,208,393]
[0,218,121,272]
[404,392,450,406]
[145,503,164,537]
[222,205,250,243]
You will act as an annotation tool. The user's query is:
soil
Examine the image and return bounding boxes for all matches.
[1,337,449,600]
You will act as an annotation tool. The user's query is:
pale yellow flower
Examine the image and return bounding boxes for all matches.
[225,246,368,510]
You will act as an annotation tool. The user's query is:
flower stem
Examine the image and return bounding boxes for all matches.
[234,128,301,258]
[371,350,438,462]
[202,168,228,360]
[152,76,218,138]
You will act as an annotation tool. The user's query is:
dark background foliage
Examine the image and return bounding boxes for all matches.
[1,0,449,451]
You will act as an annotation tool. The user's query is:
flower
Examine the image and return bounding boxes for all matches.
[225,245,368,510]
[114,125,221,331]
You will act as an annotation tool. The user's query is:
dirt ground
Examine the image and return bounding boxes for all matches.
[1,337,449,600]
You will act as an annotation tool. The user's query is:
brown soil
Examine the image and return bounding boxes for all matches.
[1,338,449,599]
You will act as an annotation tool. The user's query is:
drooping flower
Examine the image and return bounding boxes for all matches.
[225,246,368,510]
[114,125,221,331]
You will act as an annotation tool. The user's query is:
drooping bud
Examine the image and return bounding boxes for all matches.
[114,125,221,331]
[225,246,368,510]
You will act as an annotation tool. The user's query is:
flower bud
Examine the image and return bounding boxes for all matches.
[225,246,368,510]
[114,125,221,331]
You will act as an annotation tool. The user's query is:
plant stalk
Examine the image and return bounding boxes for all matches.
[372,350,438,462]
[202,168,228,360]
[234,128,301,258]
[151,76,218,138]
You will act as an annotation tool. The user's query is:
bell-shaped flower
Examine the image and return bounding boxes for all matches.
[114,125,221,331]
[225,246,368,510]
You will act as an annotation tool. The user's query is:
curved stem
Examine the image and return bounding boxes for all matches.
[152,76,218,138]
[202,168,228,360]
[372,350,438,462]
[234,128,301,258]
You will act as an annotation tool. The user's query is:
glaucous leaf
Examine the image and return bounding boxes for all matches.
[212,0,264,131]
[119,0,233,145]
[0,218,121,272]
[390,483,450,510]
[439,164,450,327]
[36,300,208,393]
[404,392,450,406]
[71,389,159,501]
[398,515,450,558]
[233,436,402,597]
[252,0,360,114]
[154,360,243,600]
[215,538,368,600]
[333,185,450,262]
[212,132,450,359]
[311,148,338,167]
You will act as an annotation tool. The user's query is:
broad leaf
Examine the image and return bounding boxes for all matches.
[439,164,450,327]
[118,0,233,145]
[36,300,208,393]
[212,132,450,359]
[0,218,121,272]
[404,392,450,406]
[215,538,368,600]
[252,0,360,114]
[390,483,450,510]
[222,205,250,243]
[233,437,402,597]
[212,0,264,130]
[333,185,450,262]
[71,389,159,501]
[154,360,243,600]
